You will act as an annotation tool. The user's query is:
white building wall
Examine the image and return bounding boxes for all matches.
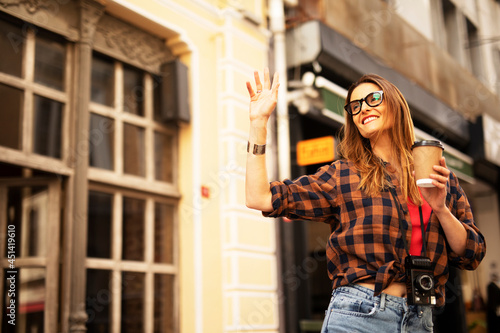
[393,0,434,40]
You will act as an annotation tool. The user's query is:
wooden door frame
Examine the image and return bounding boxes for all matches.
[0,177,61,333]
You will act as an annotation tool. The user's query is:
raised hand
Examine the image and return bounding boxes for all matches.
[245,68,278,212]
[246,67,280,124]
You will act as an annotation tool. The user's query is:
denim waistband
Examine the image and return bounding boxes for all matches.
[334,284,419,313]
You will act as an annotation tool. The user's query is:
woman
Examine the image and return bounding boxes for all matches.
[245,68,486,332]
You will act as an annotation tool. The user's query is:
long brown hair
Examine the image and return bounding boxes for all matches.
[338,74,421,205]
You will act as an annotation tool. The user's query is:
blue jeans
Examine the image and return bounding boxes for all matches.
[321,284,434,333]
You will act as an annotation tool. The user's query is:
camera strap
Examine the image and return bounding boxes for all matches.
[389,187,427,257]
[419,206,428,257]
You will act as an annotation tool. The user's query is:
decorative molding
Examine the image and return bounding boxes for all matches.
[0,0,80,41]
[68,308,88,333]
[0,0,48,14]
[94,14,173,72]
[166,34,191,56]
[80,0,105,45]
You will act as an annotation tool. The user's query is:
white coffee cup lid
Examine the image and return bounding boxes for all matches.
[417,179,435,188]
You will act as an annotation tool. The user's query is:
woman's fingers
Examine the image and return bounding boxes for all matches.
[254,70,263,92]
[264,67,271,90]
[429,158,450,186]
[246,81,255,96]
[432,162,450,178]
[430,174,448,185]
[271,72,279,90]
[432,180,446,189]
[247,68,279,99]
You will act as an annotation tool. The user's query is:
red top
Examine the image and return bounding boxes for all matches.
[408,192,432,256]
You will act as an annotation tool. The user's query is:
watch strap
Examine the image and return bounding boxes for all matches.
[247,142,266,155]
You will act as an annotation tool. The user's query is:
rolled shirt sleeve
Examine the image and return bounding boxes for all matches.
[446,173,486,269]
[263,163,339,222]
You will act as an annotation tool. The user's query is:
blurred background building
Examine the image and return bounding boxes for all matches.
[0,0,499,332]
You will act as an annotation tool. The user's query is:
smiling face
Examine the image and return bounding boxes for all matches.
[350,82,393,141]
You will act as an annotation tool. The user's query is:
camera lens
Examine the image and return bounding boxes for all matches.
[416,274,434,291]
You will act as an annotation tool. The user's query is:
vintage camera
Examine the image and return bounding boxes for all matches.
[405,255,436,306]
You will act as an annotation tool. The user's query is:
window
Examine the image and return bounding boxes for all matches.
[0,10,181,333]
[33,95,63,158]
[35,37,66,91]
[87,191,113,258]
[89,53,177,184]
[85,188,177,332]
[495,49,500,96]
[154,132,175,184]
[465,18,484,79]
[91,56,114,107]
[122,197,145,261]
[123,123,146,177]
[86,269,112,331]
[89,114,115,170]
[0,20,23,77]
[0,83,23,149]
[0,181,61,332]
[0,20,68,161]
[86,16,180,333]
[441,0,460,61]
[123,65,144,116]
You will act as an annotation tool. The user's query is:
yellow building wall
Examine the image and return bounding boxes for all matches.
[105,1,279,332]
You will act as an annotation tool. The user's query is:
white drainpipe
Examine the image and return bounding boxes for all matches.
[269,0,291,180]
[269,1,288,333]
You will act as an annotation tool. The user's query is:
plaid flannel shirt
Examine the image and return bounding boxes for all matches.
[264,159,486,307]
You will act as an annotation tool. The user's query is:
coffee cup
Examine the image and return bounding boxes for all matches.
[411,140,444,188]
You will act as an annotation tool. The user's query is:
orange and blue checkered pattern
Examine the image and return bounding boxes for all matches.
[264,159,486,307]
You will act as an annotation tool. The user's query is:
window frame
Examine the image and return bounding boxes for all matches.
[88,54,180,198]
[0,178,62,332]
[86,183,179,332]
[0,25,73,175]
[0,11,182,333]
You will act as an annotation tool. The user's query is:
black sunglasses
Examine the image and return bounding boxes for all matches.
[344,90,384,116]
